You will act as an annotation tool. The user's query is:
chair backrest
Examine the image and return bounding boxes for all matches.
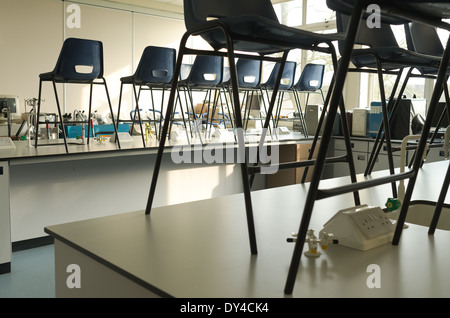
[183,0,279,50]
[294,63,325,92]
[262,61,296,90]
[235,58,262,88]
[52,38,104,81]
[186,55,224,86]
[335,12,399,50]
[326,0,408,25]
[406,22,444,56]
[134,46,176,84]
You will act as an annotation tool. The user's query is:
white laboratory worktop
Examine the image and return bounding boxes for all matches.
[2,132,311,242]
[45,160,450,298]
[0,130,307,164]
[0,130,311,275]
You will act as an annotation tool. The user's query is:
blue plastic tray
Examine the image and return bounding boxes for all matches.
[65,124,130,138]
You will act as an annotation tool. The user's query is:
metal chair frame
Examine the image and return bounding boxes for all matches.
[284,0,450,295]
[145,0,360,262]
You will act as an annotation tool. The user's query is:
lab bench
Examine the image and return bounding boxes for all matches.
[0,132,310,273]
[44,160,450,297]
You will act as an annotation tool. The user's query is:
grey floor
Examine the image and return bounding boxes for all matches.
[0,244,55,298]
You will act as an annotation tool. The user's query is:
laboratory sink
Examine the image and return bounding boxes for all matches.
[389,200,450,231]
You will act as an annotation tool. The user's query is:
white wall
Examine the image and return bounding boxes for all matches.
[0,0,186,121]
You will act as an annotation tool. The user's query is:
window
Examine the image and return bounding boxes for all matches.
[306,0,335,25]
[272,0,336,112]
[273,0,303,27]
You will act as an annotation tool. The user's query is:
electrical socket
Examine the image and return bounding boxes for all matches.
[319,205,395,251]
[350,207,394,240]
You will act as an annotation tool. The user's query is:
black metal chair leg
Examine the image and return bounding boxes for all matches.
[365,68,411,176]
[429,83,450,146]
[365,68,404,176]
[86,83,93,144]
[116,83,124,138]
[284,1,364,295]
[226,48,258,255]
[244,91,253,130]
[103,78,121,149]
[415,79,450,168]
[149,87,159,140]
[300,74,335,183]
[51,80,69,153]
[375,58,397,198]
[177,91,195,142]
[292,90,308,138]
[131,83,147,147]
[146,34,188,215]
[393,34,450,246]
[145,27,259,256]
[35,80,43,149]
[429,160,450,235]
[339,97,362,205]
[408,80,447,169]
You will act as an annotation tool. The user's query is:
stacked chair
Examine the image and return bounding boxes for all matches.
[144,0,361,292]
[285,0,450,295]
[323,10,440,198]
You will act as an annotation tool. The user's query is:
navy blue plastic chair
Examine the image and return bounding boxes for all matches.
[406,22,444,57]
[293,63,325,107]
[234,58,262,89]
[35,37,120,152]
[145,0,354,265]
[259,61,297,130]
[291,63,326,138]
[405,22,450,157]
[260,61,296,91]
[117,46,176,145]
[176,55,225,140]
[223,58,262,130]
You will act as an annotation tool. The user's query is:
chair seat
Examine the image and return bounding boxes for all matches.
[120,75,172,87]
[39,71,100,84]
[351,46,442,70]
[193,15,344,54]
[177,79,221,89]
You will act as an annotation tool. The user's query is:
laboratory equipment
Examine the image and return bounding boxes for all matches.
[0,95,19,118]
[352,108,369,137]
[0,137,15,150]
[288,229,338,258]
